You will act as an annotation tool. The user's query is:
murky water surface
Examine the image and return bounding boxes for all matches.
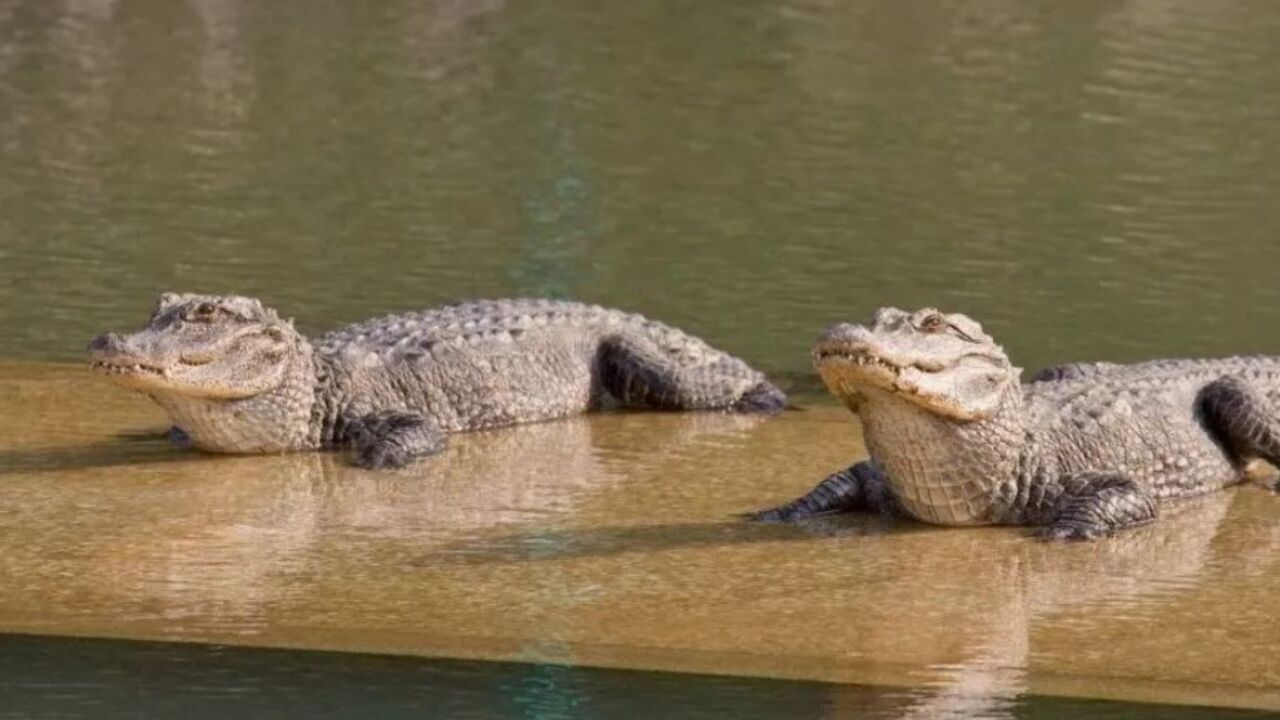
[5,0,1280,716]
[5,0,1280,373]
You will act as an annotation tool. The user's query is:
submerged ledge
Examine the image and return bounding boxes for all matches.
[2,363,1280,712]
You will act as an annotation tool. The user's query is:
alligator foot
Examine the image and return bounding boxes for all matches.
[1038,471,1157,541]
[344,411,447,469]
[745,461,891,522]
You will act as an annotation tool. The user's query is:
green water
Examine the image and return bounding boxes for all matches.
[0,635,1273,720]
[6,0,1280,717]
[5,0,1280,375]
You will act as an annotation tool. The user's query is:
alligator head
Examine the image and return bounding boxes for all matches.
[812,307,1020,422]
[89,293,303,398]
[88,293,315,453]
[812,307,1025,525]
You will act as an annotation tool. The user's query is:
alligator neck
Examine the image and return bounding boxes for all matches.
[307,348,357,449]
[857,388,1024,525]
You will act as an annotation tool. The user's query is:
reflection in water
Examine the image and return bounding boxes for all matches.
[3,366,1280,714]
[0,364,776,636]
[438,487,1275,718]
[420,518,906,565]
[884,494,1240,719]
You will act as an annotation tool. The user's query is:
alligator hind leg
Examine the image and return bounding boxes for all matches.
[599,335,786,413]
[343,410,447,469]
[1039,472,1158,541]
[1198,377,1280,486]
[745,461,897,522]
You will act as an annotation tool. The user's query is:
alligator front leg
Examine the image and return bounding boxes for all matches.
[745,461,897,522]
[1198,376,1280,489]
[1038,472,1158,540]
[599,335,786,413]
[343,410,447,469]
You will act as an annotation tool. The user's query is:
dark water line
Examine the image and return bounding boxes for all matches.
[0,634,1272,720]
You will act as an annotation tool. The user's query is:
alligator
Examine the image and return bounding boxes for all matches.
[749,307,1280,539]
[89,294,785,468]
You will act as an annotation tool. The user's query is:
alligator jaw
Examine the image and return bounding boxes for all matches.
[814,347,909,395]
[90,360,167,377]
[89,358,174,392]
[812,347,900,371]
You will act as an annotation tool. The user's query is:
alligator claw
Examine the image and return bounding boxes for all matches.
[1037,523,1106,542]
[739,506,793,523]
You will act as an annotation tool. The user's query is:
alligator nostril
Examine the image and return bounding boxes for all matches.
[88,333,122,353]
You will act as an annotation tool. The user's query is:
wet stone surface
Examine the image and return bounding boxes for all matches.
[2,364,1280,713]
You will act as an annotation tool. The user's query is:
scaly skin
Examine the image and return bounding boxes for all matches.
[749,307,1280,540]
[89,294,785,468]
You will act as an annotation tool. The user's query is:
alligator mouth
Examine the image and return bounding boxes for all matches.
[91,360,167,377]
[814,343,954,376]
[813,348,902,373]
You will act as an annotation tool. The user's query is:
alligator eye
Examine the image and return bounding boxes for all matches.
[181,302,221,322]
[918,313,946,332]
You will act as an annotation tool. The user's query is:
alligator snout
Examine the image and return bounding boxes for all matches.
[87,332,156,368]
[813,323,875,359]
[817,323,869,346]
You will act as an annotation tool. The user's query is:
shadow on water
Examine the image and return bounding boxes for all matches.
[418,515,925,566]
[0,431,198,476]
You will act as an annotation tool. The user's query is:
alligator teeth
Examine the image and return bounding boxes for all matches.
[815,350,897,371]
[91,361,164,376]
